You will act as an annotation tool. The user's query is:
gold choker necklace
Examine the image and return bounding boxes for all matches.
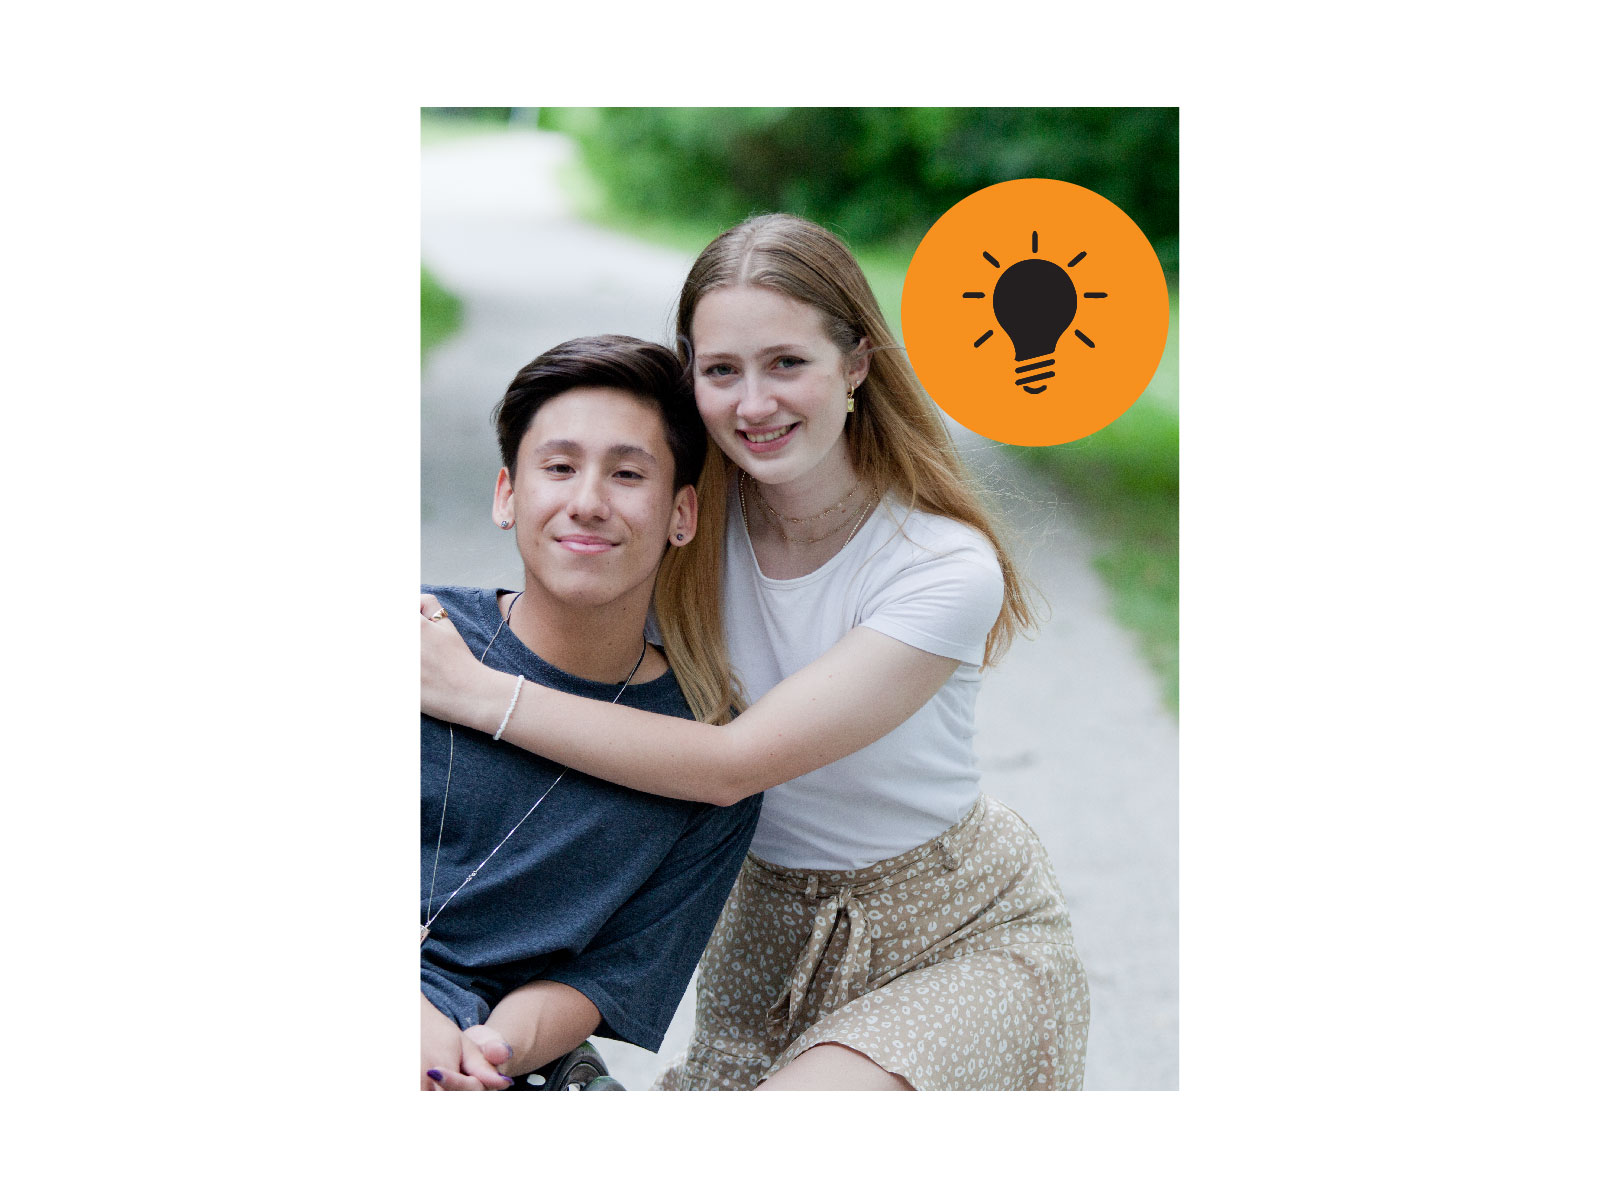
[738,472,877,547]
[751,478,860,527]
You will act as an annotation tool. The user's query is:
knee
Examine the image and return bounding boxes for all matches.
[758,1043,913,1091]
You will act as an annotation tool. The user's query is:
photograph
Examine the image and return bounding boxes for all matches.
[419,107,1179,1091]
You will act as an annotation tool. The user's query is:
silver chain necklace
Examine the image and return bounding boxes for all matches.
[421,592,648,946]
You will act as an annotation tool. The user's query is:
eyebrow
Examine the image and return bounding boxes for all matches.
[697,343,810,360]
[533,439,659,465]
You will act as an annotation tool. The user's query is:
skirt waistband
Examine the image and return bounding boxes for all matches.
[745,794,989,900]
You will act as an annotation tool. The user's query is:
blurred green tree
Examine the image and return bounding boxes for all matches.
[541,107,1177,273]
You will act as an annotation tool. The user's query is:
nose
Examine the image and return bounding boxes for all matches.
[733,374,780,423]
[566,470,610,521]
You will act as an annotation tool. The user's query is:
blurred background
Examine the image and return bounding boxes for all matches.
[421,107,1179,1089]
[425,106,1178,707]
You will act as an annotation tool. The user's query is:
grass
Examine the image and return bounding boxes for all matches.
[421,265,462,363]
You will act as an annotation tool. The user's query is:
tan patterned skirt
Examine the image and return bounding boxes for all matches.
[655,795,1090,1090]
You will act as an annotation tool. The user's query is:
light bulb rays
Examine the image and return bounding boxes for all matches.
[966,232,1107,395]
[964,289,994,348]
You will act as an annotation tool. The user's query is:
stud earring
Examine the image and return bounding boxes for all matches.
[674,533,686,542]
[499,520,511,529]
[845,383,856,414]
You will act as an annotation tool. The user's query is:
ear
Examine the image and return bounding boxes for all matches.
[847,337,871,389]
[669,483,700,547]
[492,467,515,528]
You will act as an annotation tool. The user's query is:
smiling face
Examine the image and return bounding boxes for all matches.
[494,386,697,614]
[690,285,866,490]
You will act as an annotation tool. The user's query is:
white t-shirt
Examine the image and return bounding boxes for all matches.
[724,491,1005,870]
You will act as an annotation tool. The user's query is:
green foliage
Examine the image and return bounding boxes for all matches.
[421,266,462,362]
[542,108,1178,272]
[421,108,539,145]
[424,106,517,124]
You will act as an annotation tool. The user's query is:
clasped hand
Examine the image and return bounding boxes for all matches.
[421,992,516,1091]
[420,592,488,724]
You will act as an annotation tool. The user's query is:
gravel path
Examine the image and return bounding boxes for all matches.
[421,130,1178,1090]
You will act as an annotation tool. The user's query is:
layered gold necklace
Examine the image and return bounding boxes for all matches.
[739,471,877,547]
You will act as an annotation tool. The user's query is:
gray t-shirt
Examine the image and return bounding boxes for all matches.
[420,586,760,1050]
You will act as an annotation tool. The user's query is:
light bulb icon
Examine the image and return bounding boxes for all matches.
[966,234,1107,395]
[995,258,1075,392]
[902,178,1169,445]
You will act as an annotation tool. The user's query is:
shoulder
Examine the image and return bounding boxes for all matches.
[421,584,499,615]
[863,502,1002,582]
[420,585,507,656]
[849,502,1005,663]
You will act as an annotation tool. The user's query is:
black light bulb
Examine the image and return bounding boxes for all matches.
[992,258,1077,393]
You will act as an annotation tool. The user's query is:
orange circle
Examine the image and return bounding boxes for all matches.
[902,178,1169,446]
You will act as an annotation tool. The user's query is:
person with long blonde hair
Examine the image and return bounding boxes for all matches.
[421,214,1090,1090]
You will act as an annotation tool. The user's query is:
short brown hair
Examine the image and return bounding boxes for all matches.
[492,335,706,492]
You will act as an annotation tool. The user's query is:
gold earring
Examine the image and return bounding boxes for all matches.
[846,383,856,414]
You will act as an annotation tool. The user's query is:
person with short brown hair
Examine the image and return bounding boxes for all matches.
[419,334,760,1091]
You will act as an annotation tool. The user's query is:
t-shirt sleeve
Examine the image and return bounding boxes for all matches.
[420,964,491,1030]
[538,795,761,1052]
[858,529,1005,666]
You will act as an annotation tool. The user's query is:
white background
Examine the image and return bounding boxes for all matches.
[6,1,1593,1192]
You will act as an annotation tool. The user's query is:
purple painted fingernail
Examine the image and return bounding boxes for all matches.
[427,1069,443,1081]
[500,1074,514,1083]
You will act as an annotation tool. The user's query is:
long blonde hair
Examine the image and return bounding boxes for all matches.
[660,213,1038,702]
[652,459,739,723]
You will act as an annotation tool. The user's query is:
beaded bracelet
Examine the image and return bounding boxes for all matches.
[493,675,525,741]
